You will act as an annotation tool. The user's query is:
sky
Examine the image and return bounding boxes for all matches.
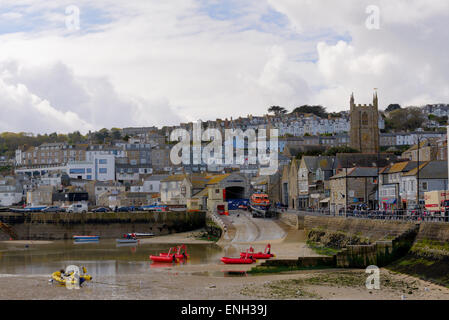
[0,0,448,134]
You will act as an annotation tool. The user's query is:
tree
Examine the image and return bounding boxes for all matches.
[386,107,426,132]
[268,106,287,115]
[291,105,327,118]
[111,128,122,140]
[324,146,359,156]
[385,104,401,113]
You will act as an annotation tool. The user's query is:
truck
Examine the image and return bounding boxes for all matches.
[424,191,449,216]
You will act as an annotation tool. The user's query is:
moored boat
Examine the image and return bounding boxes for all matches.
[221,250,256,264]
[239,244,274,259]
[220,257,255,264]
[116,238,139,244]
[73,235,100,241]
[125,232,154,239]
[150,247,179,263]
[51,267,92,286]
[159,244,189,259]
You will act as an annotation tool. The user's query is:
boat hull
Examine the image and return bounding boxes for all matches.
[240,252,273,259]
[73,236,100,241]
[51,271,92,286]
[220,257,255,264]
[116,239,138,244]
[150,255,178,263]
[160,253,189,259]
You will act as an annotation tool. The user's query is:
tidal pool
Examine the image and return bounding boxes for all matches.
[0,240,224,277]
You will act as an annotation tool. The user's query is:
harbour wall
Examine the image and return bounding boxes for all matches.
[0,211,206,240]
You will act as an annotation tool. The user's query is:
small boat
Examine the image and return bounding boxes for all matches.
[221,250,255,265]
[51,267,92,286]
[220,257,255,265]
[240,244,274,259]
[73,235,100,241]
[150,247,179,263]
[159,244,189,259]
[116,238,139,244]
[125,233,154,239]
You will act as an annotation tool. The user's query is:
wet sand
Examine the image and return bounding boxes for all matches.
[1,210,449,300]
[0,240,53,245]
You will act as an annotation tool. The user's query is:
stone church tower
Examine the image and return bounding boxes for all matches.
[349,92,379,154]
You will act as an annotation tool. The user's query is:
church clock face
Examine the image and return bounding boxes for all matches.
[362,133,370,142]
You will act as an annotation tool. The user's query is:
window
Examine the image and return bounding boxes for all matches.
[361,112,368,126]
[422,182,428,191]
[69,168,85,174]
[99,168,107,174]
[99,159,107,164]
[87,175,92,180]
[86,168,92,173]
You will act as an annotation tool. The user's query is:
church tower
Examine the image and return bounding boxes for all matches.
[349,91,379,154]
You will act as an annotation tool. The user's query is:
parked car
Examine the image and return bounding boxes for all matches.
[41,206,64,213]
[92,207,111,213]
[67,203,88,213]
[116,206,130,212]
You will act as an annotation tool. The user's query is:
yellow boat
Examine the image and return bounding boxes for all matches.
[51,267,92,286]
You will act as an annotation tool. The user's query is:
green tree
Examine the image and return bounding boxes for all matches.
[291,105,327,118]
[386,107,426,131]
[324,146,359,156]
[385,104,401,113]
[268,106,287,115]
[111,128,122,140]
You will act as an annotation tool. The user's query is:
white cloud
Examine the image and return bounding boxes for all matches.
[0,0,448,133]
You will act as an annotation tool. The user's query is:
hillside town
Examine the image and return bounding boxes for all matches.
[0,93,448,218]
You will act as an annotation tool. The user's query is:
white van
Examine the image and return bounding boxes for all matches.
[67,203,88,213]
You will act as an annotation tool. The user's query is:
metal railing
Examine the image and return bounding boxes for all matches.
[282,208,449,223]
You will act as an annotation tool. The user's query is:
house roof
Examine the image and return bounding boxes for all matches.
[334,153,396,169]
[404,138,438,152]
[206,174,230,185]
[303,156,334,172]
[161,174,187,182]
[145,174,169,182]
[403,161,448,179]
[331,167,379,179]
[192,187,209,198]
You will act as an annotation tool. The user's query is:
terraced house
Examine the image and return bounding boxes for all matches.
[297,156,335,210]
[379,161,418,210]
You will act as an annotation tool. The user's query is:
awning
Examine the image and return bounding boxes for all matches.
[382,198,397,204]
[320,197,330,203]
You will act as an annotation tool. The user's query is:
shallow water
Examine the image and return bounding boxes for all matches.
[0,240,224,277]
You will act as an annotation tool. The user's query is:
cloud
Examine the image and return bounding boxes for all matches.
[0,61,184,133]
[0,0,448,133]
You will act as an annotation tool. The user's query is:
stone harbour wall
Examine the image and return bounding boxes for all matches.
[0,211,206,240]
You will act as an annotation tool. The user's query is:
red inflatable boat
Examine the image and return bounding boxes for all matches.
[159,245,189,259]
[220,257,255,264]
[150,255,178,263]
[239,244,274,259]
[239,252,273,259]
[150,247,179,263]
[221,249,256,265]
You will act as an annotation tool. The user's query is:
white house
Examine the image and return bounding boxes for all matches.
[67,154,115,181]
[0,177,23,206]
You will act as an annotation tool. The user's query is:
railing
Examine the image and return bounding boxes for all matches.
[284,208,449,223]
[210,212,228,234]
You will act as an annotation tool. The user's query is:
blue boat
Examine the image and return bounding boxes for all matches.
[73,235,100,241]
